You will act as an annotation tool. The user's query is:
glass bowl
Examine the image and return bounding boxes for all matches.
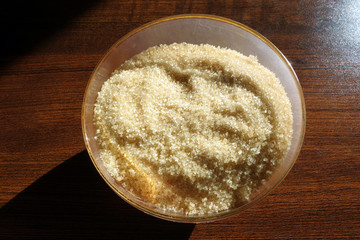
[82,14,306,223]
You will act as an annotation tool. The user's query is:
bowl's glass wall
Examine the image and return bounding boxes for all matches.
[82,15,305,223]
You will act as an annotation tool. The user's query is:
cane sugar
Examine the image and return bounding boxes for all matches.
[94,43,293,215]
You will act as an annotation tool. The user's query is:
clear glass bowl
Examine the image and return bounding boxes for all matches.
[82,14,306,223]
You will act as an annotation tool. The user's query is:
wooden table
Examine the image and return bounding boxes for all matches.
[1,0,359,239]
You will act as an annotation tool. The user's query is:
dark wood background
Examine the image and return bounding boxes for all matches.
[1,0,359,239]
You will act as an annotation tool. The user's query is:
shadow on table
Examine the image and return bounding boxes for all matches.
[1,0,99,67]
[0,151,195,240]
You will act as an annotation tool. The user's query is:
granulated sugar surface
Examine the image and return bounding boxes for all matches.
[94,43,293,215]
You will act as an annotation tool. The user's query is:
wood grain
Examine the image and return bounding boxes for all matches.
[1,0,359,239]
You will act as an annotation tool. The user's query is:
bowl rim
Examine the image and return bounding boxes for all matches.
[81,14,306,223]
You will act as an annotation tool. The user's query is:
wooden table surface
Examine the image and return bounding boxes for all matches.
[1,0,359,239]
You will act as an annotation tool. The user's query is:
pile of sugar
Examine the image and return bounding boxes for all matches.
[94,43,293,215]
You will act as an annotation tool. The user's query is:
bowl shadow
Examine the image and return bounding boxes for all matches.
[0,151,195,240]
